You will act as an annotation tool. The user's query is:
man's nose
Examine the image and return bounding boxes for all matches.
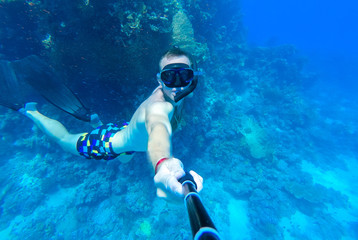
[174,74,181,86]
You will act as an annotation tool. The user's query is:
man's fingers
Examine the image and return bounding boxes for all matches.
[168,176,184,197]
[190,170,203,192]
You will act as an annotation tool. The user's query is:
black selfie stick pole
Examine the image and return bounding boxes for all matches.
[179,172,221,240]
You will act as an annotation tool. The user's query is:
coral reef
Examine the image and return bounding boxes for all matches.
[238,116,272,159]
[136,219,152,238]
[172,10,195,52]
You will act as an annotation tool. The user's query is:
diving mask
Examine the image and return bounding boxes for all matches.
[158,63,195,88]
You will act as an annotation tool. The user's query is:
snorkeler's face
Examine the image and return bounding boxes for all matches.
[158,56,192,102]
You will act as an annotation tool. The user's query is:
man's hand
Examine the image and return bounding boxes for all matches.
[154,158,203,202]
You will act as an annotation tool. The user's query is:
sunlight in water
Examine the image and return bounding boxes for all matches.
[229,199,250,240]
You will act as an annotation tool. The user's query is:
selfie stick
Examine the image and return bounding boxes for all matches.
[179,172,221,240]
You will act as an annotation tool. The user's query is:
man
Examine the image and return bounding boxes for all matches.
[19,47,203,201]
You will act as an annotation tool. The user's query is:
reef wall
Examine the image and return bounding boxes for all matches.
[1,0,233,118]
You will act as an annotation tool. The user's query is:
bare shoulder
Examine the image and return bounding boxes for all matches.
[130,87,172,126]
[147,101,173,116]
[145,88,174,116]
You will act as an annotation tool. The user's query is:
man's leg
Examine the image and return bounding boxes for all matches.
[21,103,83,155]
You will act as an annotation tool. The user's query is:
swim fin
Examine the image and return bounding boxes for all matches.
[10,55,92,122]
[0,59,27,111]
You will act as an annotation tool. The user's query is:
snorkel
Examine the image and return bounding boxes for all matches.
[174,77,198,102]
[174,52,201,102]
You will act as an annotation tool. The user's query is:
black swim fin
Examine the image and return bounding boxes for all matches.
[0,59,27,111]
[10,55,92,122]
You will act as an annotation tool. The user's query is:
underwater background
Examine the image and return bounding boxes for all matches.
[0,0,357,239]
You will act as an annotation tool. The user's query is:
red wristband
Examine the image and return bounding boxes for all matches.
[155,157,169,174]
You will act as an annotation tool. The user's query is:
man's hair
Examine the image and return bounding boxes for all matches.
[159,46,196,70]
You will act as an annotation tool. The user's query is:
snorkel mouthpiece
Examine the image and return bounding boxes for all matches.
[174,77,197,102]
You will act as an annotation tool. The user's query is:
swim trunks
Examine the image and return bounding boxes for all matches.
[76,123,135,160]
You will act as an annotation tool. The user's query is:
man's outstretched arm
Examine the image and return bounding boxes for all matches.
[145,102,203,201]
[145,101,174,171]
[145,102,186,200]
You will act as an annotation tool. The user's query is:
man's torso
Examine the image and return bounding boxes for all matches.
[112,87,179,153]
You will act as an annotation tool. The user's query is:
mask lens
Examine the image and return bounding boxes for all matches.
[179,69,194,83]
[160,70,175,84]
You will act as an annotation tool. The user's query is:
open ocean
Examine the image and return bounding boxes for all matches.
[0,0,357,239]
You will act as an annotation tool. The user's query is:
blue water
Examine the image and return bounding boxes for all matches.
[0,0,357,239]
[241,0,358,93]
